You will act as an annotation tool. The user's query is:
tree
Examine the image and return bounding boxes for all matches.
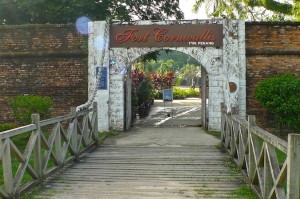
[192,0,299,21]
[0,0,183,25]
[179,64,201,88]
[157,59,175,76]
[255,74,300,134]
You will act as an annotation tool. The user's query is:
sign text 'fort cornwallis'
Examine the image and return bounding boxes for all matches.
[110,24,223,48]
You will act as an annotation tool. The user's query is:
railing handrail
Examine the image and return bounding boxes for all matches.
[0,102,99,198]
[250,126,288,153]
[221,103,300,199]
[0,124,36,139]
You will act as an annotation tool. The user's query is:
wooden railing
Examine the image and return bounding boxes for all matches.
[0,102,98,198]
[221,104,300,199]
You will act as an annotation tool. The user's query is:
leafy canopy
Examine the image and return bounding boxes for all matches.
[0,0,183,24]
[179,64,201,87]
[192,0,300,21]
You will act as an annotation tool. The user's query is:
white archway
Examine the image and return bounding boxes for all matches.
[88,19,246,131]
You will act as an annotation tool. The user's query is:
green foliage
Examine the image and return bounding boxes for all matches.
[140,50,199,73]
[173,87,186,99]
[179,64,201,87]
[255,74,300,133]
[137,77,153,106]
[153,90,163,99]
[131,68,154,107]
[206,131,221,139]
[0,123,18,132]
[185,88,200,97]
[294,2,300,21]
[131,89,138,109]
[135,50,201,82]
[153,87,200,100]
[192,0,299,21]
[98,131,119,145]
[8,95,53,125]
[157,59,175,76]
[232,185,258,199]
[0,0,183,25]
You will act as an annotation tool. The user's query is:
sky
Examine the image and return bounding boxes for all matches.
[179,0,208,19]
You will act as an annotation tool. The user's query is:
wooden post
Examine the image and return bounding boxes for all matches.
[55,122,63,165]
[287,134,300,199]
[229,107,237,157]
[32,113,42,182]
[1,138,13,196]
[264,144,273,199]
[248,115,256,183]
[70,107,78,159]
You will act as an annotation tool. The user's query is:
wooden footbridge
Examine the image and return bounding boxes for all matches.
[0,103,299,199]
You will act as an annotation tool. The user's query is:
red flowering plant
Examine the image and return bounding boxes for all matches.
[132,68,145,89]
[149,72,162,90]
[150,71,175,90]
[161,71,175,89]
[150,71,175,99]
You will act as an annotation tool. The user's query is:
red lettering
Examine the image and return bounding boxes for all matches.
[115,29,150,43]
[152,27,216,43]
[153,28,168,42]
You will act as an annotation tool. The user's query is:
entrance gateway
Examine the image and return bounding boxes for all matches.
[87,19,246,132]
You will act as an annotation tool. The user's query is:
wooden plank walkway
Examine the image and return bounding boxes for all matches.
[29,128,247,199]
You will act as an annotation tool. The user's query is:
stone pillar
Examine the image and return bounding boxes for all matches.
[109,75,125,131]
[88,21,110,132]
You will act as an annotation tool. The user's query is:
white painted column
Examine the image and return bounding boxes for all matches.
[109,75,125,131]
[201,67,207,130]
[208,75,223,131]
[88,21,110,132]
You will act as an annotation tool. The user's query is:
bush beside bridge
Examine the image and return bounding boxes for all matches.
[255,74,300,135]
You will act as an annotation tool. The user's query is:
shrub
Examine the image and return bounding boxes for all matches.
[173,87,186,99]
[153,87,200,100]
[0,123,18,132]
[8,95,53,125]
[185,88,200,97]
[137,77,153,106]
[255,74,300,133]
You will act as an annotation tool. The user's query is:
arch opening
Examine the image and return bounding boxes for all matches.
[123,49,209,130]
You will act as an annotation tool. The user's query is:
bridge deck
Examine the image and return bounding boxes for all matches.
[30,127,247,199]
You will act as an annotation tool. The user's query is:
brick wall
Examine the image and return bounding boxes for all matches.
[246,22,300,133]
[0,24,87,123]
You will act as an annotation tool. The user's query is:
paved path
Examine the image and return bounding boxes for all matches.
[29,99,246,199]
[134,99,202,128]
